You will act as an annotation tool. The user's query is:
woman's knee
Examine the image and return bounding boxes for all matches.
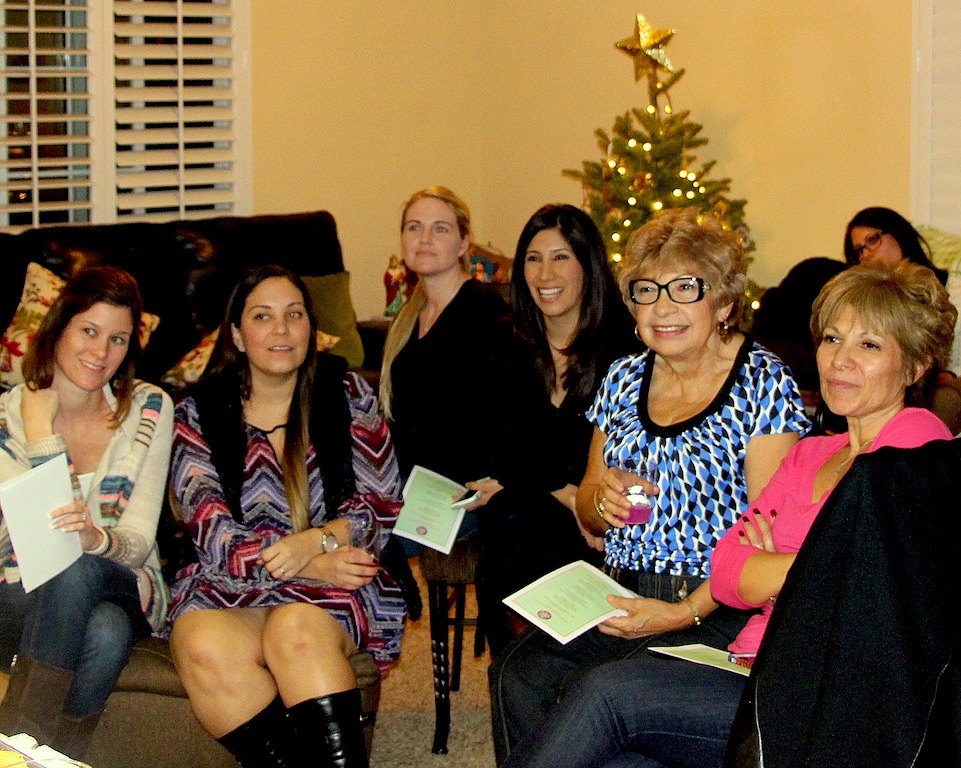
[262,604,350,664]
[170,610,263,686]
[82,603,134,668]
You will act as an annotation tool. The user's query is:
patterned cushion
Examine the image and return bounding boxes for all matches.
[161,327,340,390]
[0,262,161,390]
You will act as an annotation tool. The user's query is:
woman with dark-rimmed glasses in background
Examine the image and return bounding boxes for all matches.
[844,206,961,377]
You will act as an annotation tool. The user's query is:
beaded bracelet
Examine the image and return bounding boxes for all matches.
[592,486,606,520]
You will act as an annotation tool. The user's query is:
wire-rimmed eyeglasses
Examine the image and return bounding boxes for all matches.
[853,231,886,259]
[628,276,710,305]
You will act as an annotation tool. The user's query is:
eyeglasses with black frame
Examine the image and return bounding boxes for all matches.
[853,230,886,259]
[628,276,710,305]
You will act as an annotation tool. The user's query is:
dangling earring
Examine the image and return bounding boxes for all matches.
[634,327,642,341]
[718,319,732,338]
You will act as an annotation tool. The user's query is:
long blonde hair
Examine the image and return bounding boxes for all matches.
[379,186,472,419]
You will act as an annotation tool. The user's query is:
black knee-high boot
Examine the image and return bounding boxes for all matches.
[216,695,295,768]
[288,688,368,768]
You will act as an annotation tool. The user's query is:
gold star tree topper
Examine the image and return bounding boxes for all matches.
[616,13,676,82]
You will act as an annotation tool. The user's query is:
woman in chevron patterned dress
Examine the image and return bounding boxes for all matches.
[166,266,404,768]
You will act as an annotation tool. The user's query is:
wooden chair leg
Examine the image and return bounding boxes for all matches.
[427,579,451,755]
[451,585,466,692]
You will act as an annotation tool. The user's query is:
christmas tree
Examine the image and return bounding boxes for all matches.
[565,14,752,268]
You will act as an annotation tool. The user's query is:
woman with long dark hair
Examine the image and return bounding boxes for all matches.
[477,204,639,654]
[166,265,404,768]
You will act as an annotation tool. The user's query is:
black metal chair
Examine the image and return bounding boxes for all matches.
[418,539,485,754]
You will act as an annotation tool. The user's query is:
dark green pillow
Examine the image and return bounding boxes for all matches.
[302,271,365,369]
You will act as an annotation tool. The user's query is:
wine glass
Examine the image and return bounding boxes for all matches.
[615,457,659,525]
[349,517,383,562]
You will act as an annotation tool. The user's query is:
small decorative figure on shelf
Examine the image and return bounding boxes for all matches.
[384,254,412,316]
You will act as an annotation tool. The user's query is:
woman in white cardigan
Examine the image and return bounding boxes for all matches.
[0,266,173,760]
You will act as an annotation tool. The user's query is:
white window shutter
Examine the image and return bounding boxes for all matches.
[1,0,94,229]
[1,0,249,230]
[913,0,961,234]
[111,0,246,222]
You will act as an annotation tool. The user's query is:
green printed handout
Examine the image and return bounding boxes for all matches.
[394,465,467,554]
[646,644,751,676]
[503,561,638,645]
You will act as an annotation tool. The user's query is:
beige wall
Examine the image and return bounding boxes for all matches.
[250,1,912,320]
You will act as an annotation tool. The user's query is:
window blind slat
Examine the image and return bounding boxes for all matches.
[114,1,233,19]
[114,63,232,81]
[116,105,233,123]
[0,200,91,214]
[116,187,233,209]
[114,147,234,166]
[116,43,232,59]
[114,85,231,102]
[116,167,233,188]
[115,126,233,145]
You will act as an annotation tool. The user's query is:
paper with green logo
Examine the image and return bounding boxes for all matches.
[503,561,638,645]
[394,465,466,554]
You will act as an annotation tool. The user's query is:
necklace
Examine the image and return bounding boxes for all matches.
[835,436,874,475]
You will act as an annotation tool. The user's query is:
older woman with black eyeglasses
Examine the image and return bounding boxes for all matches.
[489,207,810,764]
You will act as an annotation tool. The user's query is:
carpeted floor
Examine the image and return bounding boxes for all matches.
[370,560,495,768]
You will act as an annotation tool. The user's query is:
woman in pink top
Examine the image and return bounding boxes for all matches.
[500,261,955,768]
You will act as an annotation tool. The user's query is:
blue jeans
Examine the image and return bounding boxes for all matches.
[488,569,751,764]
[501,654,745,768]
[395,509,480,558]
[0,554,149,717]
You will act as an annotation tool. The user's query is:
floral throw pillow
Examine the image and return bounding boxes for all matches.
[0,262,161,390]
[161,327,340,390]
